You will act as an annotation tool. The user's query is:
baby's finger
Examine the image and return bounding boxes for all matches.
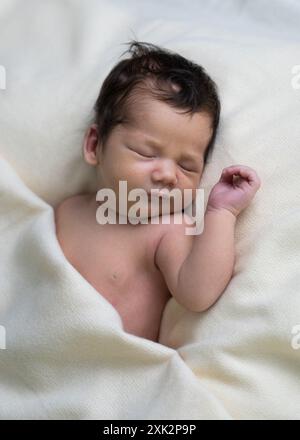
[222,165,255,175]
[221,165,261,188]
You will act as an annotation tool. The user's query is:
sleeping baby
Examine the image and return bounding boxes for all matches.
[54,40,261,343]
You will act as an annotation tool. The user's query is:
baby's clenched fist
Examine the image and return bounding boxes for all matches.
[207,165,261,217]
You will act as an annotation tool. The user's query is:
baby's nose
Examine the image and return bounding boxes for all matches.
[151,159,178,187]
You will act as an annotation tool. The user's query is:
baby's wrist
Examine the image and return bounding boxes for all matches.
[206,204,238,221]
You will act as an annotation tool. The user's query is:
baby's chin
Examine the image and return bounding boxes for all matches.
[95,190,195,224]
[96,204,180,224]
[120,202,186,223]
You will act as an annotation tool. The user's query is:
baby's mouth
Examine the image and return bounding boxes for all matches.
[148,189,172,199]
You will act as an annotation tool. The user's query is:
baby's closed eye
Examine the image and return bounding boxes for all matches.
[127,145,201,173]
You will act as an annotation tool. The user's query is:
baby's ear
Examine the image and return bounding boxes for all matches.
[83,124,101,166]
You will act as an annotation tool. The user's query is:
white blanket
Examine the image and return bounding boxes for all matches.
[1,0,300,419]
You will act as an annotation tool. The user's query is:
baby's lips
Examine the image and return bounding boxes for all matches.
[149,188,171,199]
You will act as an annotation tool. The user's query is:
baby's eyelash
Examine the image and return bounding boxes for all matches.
[127,145,155,158]
[179,164,198,173]
[137,151,155,158]
[128,145,199,172]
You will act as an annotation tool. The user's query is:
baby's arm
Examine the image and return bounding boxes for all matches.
[179,207,237,311]
[155,165,261,312]
[155,206,236,312]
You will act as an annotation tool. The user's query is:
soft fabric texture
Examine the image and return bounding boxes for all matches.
[1,0,300,419]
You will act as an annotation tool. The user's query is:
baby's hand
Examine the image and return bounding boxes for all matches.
[207,165,261,217]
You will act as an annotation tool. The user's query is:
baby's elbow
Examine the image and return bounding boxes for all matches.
[184,285,225,312]
[174,290,212,313]
[185,300,212,313]
[189,275,233,312]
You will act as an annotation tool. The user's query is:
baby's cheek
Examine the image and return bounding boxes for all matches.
[126,162,151,182]
[110,162,143,191]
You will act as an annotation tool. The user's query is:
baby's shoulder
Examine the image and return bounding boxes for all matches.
[155,211,195,234]
[144,211,194,254]
[55,193,86,214]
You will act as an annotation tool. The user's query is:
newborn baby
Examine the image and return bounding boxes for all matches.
[54,41,261,343]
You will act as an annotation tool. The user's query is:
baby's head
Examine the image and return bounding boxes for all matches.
[83,40,220,218]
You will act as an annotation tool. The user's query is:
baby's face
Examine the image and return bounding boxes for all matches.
[86,97,212,217]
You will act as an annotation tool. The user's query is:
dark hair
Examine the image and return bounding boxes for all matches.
[94,40,221,164]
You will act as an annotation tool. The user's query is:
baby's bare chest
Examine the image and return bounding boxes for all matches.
[55,205,171,340]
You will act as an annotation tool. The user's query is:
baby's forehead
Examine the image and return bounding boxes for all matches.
[139,95,210,126]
